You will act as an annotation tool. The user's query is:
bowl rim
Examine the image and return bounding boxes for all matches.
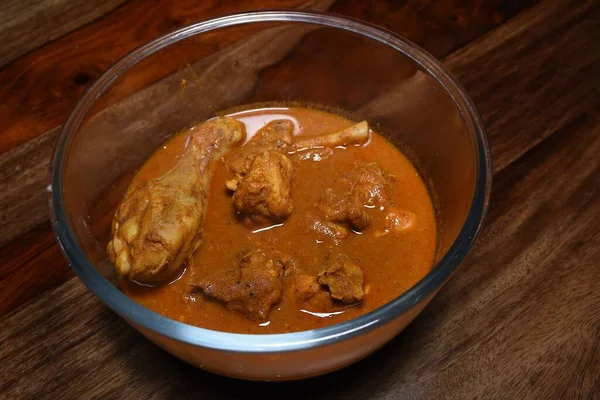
[49,10,492,353]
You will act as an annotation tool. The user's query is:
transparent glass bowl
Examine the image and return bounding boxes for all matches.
[49,11,491,381]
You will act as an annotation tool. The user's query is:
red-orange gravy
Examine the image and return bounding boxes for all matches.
[122,107,436,333]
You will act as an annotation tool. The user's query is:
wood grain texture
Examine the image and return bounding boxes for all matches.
[1,78,599,400]
[0,0,598,397]
[0,0,127,68]
[444,0,600,172]
[0,0,540,316]
[0,0,538,155]
[0,0,312,155]
[0,128,58,247]
[0,222,71,316]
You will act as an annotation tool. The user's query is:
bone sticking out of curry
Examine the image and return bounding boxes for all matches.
[117,106,437,334]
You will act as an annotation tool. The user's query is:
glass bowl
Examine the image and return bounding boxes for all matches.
[49,11,491,381]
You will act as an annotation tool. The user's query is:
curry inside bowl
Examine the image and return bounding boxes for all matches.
[50,11,491,381]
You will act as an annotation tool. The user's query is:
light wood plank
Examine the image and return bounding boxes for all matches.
[0,0,127,67]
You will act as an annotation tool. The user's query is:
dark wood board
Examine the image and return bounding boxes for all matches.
[2,0,599,398]
[0,0,127,68]
[0,0,536,154]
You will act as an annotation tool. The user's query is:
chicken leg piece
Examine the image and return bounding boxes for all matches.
[107,118,244,284]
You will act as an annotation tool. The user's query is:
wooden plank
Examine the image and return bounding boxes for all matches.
[0,0,127,68]
[0,128,58,246]
[1,0,599,397]
[0,0,315,155]
[0,0,538,155]
[444,0,600,172]
[1,60,599,400]
[0,222,71,316]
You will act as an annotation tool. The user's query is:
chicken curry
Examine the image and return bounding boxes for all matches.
[109,106,436,334]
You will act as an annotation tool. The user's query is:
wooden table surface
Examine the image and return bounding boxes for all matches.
[1,0,600,398]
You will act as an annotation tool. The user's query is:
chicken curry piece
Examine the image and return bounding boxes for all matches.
[117,107,436,334]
